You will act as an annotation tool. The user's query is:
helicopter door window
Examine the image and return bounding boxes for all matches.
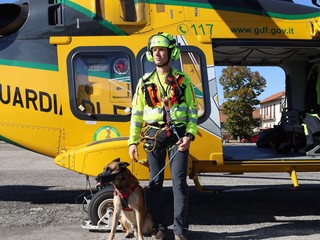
[70,50,133,121]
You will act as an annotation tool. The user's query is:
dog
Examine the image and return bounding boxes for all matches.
[96,158,154,240]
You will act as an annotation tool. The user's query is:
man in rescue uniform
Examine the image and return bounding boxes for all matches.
[128,32,198,240]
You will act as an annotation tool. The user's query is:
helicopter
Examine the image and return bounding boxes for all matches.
[1,0,320,229]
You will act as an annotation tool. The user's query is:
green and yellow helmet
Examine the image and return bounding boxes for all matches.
[146,32,180,62]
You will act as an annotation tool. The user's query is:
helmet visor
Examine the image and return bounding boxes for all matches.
[149,35,171,49]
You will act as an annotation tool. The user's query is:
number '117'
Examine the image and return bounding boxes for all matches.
[191,24,214,35]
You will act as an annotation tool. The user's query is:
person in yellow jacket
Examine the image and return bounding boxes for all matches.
[128,32,198,240]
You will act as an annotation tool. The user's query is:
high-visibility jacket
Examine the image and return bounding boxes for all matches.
[128,68,198,145]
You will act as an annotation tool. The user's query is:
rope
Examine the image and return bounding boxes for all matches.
[138,125,165,152]
[145,147,180,189]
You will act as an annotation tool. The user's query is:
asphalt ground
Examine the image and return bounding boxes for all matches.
[0,141,320,239]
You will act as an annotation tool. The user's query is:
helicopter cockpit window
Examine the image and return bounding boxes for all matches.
[72,52,132,120]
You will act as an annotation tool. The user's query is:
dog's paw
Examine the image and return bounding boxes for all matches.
[124,231,135,238]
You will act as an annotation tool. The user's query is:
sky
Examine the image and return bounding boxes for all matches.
[0,0,317,102]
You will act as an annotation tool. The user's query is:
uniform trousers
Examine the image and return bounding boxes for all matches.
[145,126,189,235]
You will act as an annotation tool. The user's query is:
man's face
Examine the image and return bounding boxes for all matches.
[152,47,169,66]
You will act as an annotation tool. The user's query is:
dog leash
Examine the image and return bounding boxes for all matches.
[146,147,180,189]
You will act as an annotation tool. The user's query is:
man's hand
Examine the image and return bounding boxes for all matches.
[177,136,191,152]
[129,144,139,162]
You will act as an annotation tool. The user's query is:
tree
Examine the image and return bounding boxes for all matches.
[219,66,266,140]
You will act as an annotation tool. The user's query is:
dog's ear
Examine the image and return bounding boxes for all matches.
[112,158,121,163]
[119,162,130,169]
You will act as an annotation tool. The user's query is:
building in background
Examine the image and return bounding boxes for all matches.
[260,90,286,129]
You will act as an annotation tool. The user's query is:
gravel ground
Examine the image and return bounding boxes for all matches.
[1,142,320,240]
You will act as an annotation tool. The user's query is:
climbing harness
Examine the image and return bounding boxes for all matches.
[162,97,181,142]
[141,69,185,108]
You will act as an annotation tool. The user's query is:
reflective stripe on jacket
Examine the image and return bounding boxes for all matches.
[128,68,198,145]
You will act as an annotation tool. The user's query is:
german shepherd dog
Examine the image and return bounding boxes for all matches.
[96,158,154,240]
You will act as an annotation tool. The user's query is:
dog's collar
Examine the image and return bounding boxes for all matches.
[114,183,140,211]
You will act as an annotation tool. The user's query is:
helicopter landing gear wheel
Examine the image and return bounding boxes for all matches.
[88,187,115,229]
